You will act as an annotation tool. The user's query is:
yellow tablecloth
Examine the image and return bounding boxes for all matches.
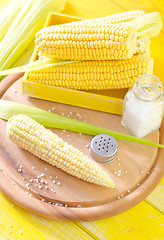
[0,0,164,239]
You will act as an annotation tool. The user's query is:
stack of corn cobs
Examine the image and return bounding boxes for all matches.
[28,10,162,91]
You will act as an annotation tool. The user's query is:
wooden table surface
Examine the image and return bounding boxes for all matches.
[0,0,164,239]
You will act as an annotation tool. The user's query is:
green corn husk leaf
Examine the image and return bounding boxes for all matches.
[127,12,162,39]
[0,59,78,76]
[12,42,35,68]
[0,0,22,41]
[0,0,65,80]
[0,100,164,149]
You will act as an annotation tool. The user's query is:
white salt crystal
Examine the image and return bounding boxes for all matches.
[13,89,17,93]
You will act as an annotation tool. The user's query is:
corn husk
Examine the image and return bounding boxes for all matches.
[0,100,164,149]
[0,0,65,79]
[0,0,23,41]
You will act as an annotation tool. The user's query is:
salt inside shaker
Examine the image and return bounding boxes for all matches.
[121,74,164,138]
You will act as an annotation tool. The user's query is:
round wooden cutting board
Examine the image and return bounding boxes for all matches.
[0,74,164,221]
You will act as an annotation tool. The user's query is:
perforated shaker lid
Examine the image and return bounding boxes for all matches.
[89,134,118,163]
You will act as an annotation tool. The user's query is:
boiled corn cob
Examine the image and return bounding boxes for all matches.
[28,53,153,90]
[35,20,137,60]
[36,10,145,59]
[35,12,161,61]
[7,114,115,188]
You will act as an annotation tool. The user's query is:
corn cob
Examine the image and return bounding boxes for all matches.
[36,10,145,59]
[35,12,161,61]
[35,20,137,60]
[28,53,153,90]
[7,114,115,188]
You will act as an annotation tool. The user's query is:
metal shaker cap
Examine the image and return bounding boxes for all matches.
[89,134,118,163]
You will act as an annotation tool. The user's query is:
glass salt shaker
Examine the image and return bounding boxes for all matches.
[121,74,164,138]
